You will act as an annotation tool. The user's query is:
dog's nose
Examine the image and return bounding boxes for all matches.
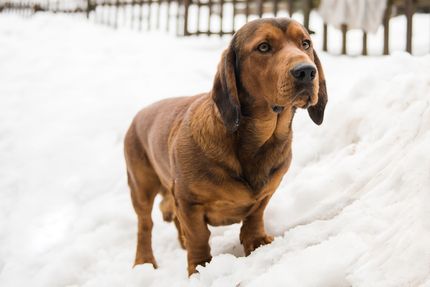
[290,63,316,82]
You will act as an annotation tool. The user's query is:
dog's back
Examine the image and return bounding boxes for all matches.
[125,94,203,186]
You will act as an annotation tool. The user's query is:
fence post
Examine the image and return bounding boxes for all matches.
[114,0,119,28]
[232,0,236,33]
[341,24,347,55]
[101,1,106,25]
[257,0,263,18]
[147,0,152,30]
[303,0,312,30]
[123,0,127,27]
[95,0,99,22]
[86,0,91,18]
[166,0,171,31]
[288,0,293,17]
[207,0,212,35]
[382,2,391,55]
[362,31,367,55]
[156,0,162,29]
[138,0,143,30]
[219,0,224,36]
[176,0,181,35]
[196,0,201,34]
[322,23,328,52]
[130,0,135,28]
[183,0,190,35]
[272,0,279,16]
[405,0,413,53]
[244,0,249,22]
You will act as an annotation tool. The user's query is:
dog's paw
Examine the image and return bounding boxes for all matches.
[134,256,158,269]
[242,234,274,256]
[187,257,212,276]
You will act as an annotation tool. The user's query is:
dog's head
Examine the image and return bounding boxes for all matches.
[212,18,328,132]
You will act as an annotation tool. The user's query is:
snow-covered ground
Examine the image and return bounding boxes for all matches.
[0,11,430,287]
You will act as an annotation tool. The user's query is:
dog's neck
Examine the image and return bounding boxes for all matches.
[238,99,295,147]
[235,99,295,191]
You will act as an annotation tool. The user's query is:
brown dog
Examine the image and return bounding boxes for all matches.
[124,18,328,275]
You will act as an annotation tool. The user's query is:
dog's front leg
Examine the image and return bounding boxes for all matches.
[177,200,211,276]
[240,196,274,256]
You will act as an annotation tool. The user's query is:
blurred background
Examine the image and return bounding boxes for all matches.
[1,0,429,54]
[0,1,430,287]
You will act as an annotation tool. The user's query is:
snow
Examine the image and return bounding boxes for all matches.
[0,11,430,287]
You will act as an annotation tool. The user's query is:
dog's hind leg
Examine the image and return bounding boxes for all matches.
[125,126,161,268]
[128,168,160,268]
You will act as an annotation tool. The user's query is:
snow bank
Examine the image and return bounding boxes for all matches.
[0,13,429,287]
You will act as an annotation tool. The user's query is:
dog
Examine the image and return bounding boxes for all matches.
[124,18,328,275]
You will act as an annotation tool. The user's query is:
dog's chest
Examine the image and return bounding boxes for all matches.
[239,137,292,191]
[204,158,290,227]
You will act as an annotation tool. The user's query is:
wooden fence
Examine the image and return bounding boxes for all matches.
[0,0,182,33]
[181,0,316,36]
[0,0,316,34]
[0,0,428,55]
[328,0,429,55]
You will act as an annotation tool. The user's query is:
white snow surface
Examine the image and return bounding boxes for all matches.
[0,13,430,287]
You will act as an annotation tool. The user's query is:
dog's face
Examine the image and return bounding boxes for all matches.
[238,20,319,110]
[212,18,328,132]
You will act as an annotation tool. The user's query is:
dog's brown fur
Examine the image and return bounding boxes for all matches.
[124,18,328,275]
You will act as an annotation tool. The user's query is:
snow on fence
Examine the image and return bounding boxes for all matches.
[0,0,428,55]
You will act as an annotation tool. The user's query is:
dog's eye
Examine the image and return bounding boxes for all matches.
[257,42,271,53]
[302,40,311,50]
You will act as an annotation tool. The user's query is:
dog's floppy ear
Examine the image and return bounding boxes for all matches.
[308,50,328,125]
[212,42,240,133]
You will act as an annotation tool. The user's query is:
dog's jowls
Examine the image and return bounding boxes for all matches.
[124,18,328,275]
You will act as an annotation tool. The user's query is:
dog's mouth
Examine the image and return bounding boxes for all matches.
[273,90,312,112]
[293,86,315,109]
[275,81,316,111]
